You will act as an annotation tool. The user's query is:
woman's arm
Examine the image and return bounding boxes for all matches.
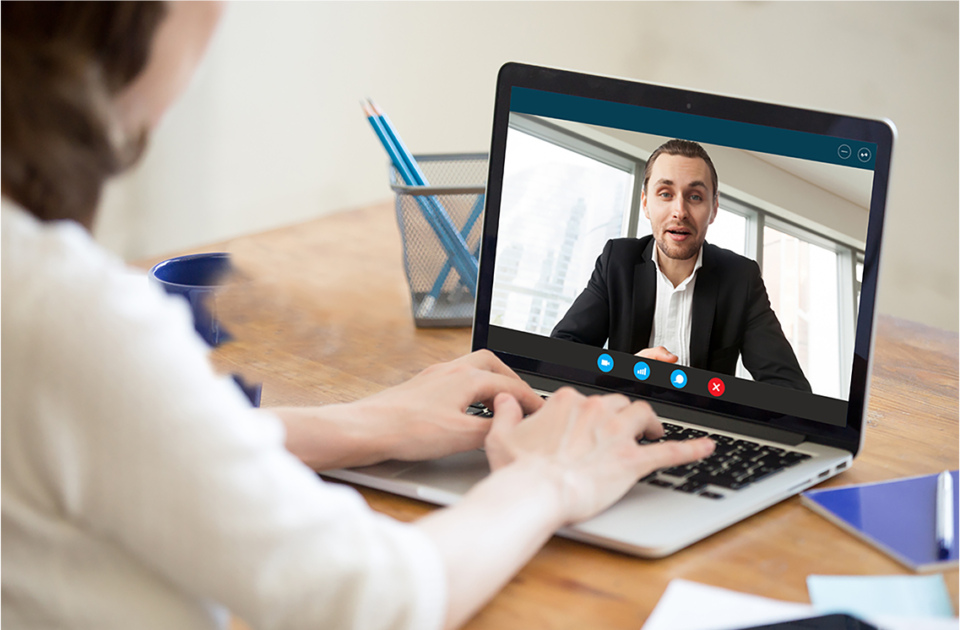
[417,390,715,629]
[271,350,545,470]
[272,350,714,629]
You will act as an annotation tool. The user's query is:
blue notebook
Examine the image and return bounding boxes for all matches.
[801,471,959,572]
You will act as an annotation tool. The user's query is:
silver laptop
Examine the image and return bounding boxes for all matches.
[324,63,896,557]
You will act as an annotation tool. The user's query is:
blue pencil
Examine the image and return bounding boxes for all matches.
[370,101,478,287]
[369,100,431,188]
[366,100,478,292]
[362,102,477,294]
[369,100,484,303]
[426,193,485,299]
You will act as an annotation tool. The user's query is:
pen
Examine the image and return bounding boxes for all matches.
[936,470,954,559]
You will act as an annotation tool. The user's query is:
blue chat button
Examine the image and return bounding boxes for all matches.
[670,369,688,389]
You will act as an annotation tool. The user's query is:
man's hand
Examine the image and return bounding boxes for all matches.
[636,346,679,363]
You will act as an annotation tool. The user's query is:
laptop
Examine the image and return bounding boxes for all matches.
[323,63,896,557]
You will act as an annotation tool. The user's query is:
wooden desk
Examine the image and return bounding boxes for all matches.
[140,201,959,627]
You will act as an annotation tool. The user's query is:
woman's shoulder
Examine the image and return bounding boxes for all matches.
[2,198,204,400]
[3,198,130,300]
[4,199,186,327]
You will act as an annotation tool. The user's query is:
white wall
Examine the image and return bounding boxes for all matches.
[96,1,959,332]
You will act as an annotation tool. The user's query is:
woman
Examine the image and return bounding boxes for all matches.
[1,3,713,629]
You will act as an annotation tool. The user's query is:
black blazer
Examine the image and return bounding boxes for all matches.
[551,236,811,392]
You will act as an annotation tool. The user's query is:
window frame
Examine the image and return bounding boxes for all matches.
[509,114,641,237]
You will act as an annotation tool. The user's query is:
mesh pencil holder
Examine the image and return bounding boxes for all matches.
[389,153,487,327]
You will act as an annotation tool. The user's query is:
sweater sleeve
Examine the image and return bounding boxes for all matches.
[3,215,446,630]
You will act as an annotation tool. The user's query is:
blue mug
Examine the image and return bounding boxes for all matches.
[150,252,233,347]
[149,252,262,407]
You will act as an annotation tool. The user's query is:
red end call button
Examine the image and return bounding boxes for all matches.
[708,377,725,397]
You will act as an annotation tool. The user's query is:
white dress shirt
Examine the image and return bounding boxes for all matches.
[1,200,446,630]
[647,244,704,366]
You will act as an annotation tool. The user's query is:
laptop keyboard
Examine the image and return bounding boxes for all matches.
[467,405,811,499]
[639,422,811,498]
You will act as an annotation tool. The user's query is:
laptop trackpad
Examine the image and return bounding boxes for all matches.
[398,449,490,496]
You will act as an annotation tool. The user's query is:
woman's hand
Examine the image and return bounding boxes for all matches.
[354,349,545,461]
[417,387,714,629]
[484,388,714,525]
[273,350,544,469]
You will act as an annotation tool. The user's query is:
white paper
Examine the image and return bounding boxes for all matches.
[641,579,960,630]
[872,617,960,630]
[641,579,815,630]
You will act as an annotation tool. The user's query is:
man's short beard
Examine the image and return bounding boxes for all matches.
[656,235,703,261]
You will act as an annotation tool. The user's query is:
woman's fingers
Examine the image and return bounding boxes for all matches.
[631,437,715,475]
[486,393,525,470]
[471,372,544,415]
[461,349,524,380]
[490,393,524,433]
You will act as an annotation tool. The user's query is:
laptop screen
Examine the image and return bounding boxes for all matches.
[474,64,895,451]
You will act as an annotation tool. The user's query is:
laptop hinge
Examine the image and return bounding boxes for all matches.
[521,372,806,447]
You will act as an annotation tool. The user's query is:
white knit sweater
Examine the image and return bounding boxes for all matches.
[1,200,445,630]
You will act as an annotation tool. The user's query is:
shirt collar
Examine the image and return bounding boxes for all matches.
[651,242,704,290]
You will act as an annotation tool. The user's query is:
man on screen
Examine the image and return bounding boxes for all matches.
[551,139,811,392]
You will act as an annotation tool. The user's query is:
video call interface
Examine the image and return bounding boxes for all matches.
[485,86,878,428]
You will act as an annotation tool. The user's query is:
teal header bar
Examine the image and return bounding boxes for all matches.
[510,87,876,171]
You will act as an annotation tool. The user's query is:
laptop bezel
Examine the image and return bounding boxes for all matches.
[472,62,895,456]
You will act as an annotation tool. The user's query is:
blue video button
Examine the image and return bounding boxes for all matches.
[670,369,688,389]
[597,353,614,373]
[634,361,651,380]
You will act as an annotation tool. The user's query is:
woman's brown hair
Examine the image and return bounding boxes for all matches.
[1,1,168,229]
